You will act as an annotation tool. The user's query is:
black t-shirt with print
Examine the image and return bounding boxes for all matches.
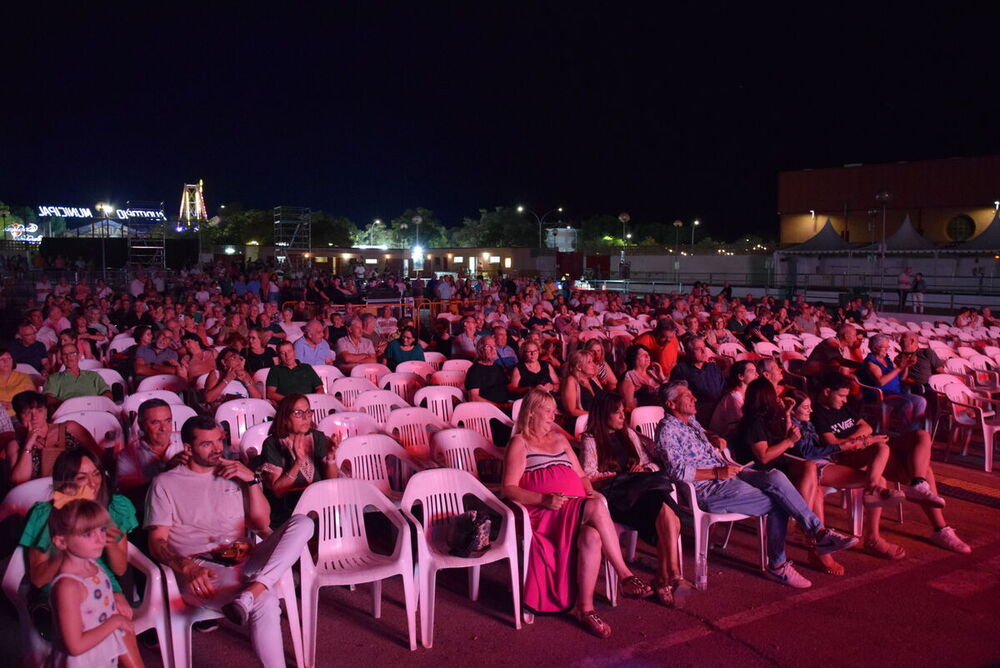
[810,404,861,439]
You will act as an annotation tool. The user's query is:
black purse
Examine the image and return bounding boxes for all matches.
[447,510,492,558]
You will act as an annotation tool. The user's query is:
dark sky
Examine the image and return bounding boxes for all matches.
[3,4,998,239]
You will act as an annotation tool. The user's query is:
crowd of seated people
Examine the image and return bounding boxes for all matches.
[0,264,985,663]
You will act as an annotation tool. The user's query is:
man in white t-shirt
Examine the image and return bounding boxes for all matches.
[146,416,311,668]
[130,271,147,297]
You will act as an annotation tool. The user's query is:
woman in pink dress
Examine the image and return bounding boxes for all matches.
[503,389,651,638]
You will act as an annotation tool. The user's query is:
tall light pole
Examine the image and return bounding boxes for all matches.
[517,205,564,249]
[673,219,683,290]
[875,190,891,308]
[369,218,382,245]
[691,219,700,252]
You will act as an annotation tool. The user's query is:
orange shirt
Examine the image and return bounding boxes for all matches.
[635,333,680,377]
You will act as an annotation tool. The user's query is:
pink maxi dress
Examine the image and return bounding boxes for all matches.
[519,448,587,614]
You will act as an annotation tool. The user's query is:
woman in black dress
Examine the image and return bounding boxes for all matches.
[509,340,560,396]
[580,391,683,606]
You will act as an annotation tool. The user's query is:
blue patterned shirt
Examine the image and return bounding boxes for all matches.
[652,413,725,488]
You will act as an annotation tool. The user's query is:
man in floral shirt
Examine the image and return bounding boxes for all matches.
[651,380,857,589]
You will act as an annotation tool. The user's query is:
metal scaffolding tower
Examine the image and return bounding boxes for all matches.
[273,206,312,266]
[178,180,208,227]
[125,200,167,268]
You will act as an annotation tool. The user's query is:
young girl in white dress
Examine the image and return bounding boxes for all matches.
[48,499,141,667]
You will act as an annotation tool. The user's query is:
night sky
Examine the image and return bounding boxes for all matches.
[3,4,997,239]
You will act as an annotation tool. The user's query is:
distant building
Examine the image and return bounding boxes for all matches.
[546,227,578,252]
[778,155,1000,247]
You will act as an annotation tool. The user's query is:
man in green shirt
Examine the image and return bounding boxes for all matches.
[44,342,112,408]
[265,341,323,405]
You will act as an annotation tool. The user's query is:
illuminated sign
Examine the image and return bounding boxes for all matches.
[5,222,43,243]
[37,205,166,220]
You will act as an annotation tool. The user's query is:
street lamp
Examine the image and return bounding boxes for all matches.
[673,219,684,290]
[875,190,892,308]
[691,219,700,252]
[517,205,564,249]
[369,218,383,245]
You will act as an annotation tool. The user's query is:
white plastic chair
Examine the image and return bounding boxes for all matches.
[430,370,466,392]
[51,395,120,421]
[136,373,191,398]
[944,383,999,472]
[15,364,44,389]
[753,341,781,357]
[295,479,418,661]
[355,389,410,426]
[350,363,392,385]
[329,377,378,410]
[573,413,589,437]
[677,481,767,590]
[422,351,447,370]
[122,389,183,421]
[107,336,136,357]
[335,434,424,497]
[400,469,521,648]
[311,364,345,394]
[441,359,473,373]
[629,406,665,441]
[304,393,347,422]
[253,367,271,397]
[451,403,514,445]
[161,542,303,668]
[317,411,382,446]
[53,410,125,455]
[380,372,424,404]
[431,428,505,483]
[238,420,273,460]
[395,360,436,381]
[92,367,131,400]
[0,477,53,525]
[215,398,276,448]
[384,407,447,459]
[413,385,463,424]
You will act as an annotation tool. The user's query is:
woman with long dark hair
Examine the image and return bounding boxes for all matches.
[580,391,683,606]
[708,360,757,438]
[618,344,665,412]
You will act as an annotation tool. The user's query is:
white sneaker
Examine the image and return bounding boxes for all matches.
[904,481,945,508]
[930,526,971,554]
[765,561,812,589]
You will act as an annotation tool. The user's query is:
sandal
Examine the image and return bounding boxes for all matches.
[864,537,907,560]
[572,608,612,639]
[619,574,653,599]
[651,577,680,607]
[807,549,846,576]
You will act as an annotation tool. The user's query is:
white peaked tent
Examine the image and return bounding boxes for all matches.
[787,218,852,253]
[864,214,937,252]
[958,210,1000,252]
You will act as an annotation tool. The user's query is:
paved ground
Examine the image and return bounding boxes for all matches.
[3,443,999,667]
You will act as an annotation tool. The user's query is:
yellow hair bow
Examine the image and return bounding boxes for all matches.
[52,485,96,509]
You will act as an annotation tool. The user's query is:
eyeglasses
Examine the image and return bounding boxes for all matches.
[290,409,314,418]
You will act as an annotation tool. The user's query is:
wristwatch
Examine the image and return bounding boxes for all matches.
[247,472,262,487]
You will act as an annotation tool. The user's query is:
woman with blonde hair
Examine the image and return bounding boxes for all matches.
[503,390,651,638]
[560,350,603,419]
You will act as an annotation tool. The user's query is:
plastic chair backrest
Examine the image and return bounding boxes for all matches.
[136,374,190,394]
[0,477,53,523]
[305,393,347,422]
[574,413,589,437]
[431,428,503,479]
[77,359,103,370]
[511,398,523,423]
[945,357,972,374]
[53,410,124,453]
[253,367,270,396]
[311,364,346,394]
[329,377,378,410]
[451,402,513,443]
[238,421,273,460]
[335,434,417,495]
[91,368,128,400]
[122,390,183,423]
[928,374,965,392]
[395,361,436,381]
[422,352,446,370]
[293,478,398,555]
[400,468,492,538]
[413,385,463,423]
[355,389,410,426]
[350,363,392,385]
[380,372,424,404]
[52,395,119,420]
[215,398,276,447]
[384,407,446,459]
[430,370,466,391]
[108,337,136,355]
[630,405,665,441]
[317,411,382,446]
[441,359,473,373]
